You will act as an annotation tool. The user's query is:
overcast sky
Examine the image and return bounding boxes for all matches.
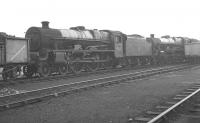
[0,0,199,39]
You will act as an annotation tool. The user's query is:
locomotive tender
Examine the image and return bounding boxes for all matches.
[0,32,29,80]
[185,41,200,63]
[0,21,198,80]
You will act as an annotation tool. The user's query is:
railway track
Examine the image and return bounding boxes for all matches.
[0,64,161,86]
[134,77,200,123]
[0,64,195,112]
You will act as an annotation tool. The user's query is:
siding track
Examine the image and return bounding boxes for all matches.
[134,72,200,123]
[0,64,195,112]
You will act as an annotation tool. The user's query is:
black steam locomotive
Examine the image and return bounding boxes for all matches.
[24,21,127,77]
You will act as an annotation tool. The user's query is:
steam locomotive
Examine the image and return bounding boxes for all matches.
[25,21,127,77]
[0,21,198,80]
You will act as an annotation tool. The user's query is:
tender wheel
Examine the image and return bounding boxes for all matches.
[58,64,68,75]
[11,67,17,79]
[2,66,17,80]
[38,62,51,77]
[70,62,83,74]
[2,67,8,81]
[137,58,141,66]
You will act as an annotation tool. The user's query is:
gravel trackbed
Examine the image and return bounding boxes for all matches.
[0,66,200,123]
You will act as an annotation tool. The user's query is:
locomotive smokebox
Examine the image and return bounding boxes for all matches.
[41,21,49,28]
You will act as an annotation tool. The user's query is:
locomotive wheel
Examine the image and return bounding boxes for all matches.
[2,67,8,81]
[2,66,17,80]
[23,65,34,78]
[38,62,51,77]
[11,67,17,79]
[99,62,107,69]
[70,62,83,74]
[86,62,99,72]
[137,58,141,66]
[58,64,68,75]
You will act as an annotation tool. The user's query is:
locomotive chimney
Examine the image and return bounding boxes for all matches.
[150,34,154,38]
[41,21,49,29]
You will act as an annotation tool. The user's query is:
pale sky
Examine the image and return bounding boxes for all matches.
[0,0,200,39]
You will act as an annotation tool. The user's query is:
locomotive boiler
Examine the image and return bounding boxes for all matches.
[25,21,127,77]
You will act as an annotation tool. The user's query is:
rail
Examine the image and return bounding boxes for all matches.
[147,87,200,123]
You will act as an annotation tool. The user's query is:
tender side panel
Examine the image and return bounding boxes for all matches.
[0,44,5,65]
[184,42,200,56]
[6,39,29,63]
[126,37,152,56]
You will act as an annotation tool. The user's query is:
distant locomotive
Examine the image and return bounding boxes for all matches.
[146,35,186,64]
[0,21,199,80]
